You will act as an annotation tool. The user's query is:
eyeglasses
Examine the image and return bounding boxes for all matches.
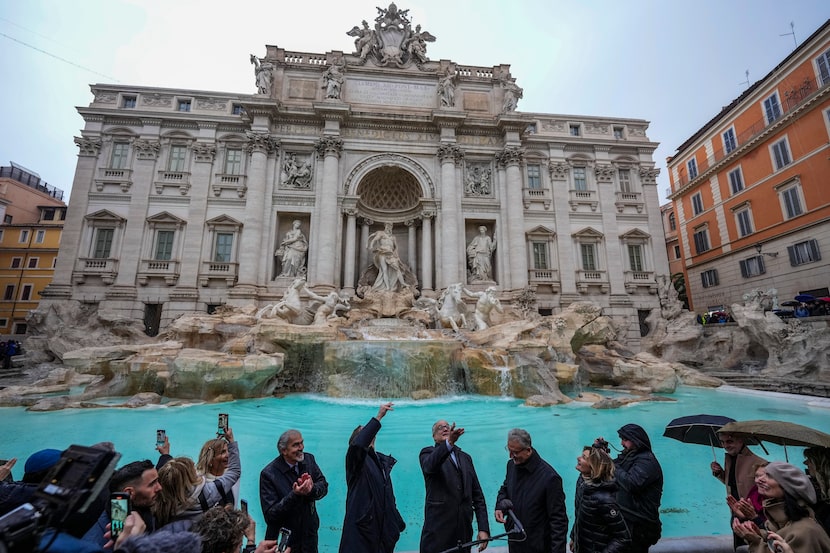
[436,425,450,431]
[505,445,530,455]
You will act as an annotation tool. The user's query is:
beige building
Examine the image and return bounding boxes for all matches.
[41,4,668,346]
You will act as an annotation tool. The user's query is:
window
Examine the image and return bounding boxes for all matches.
[618,169,632,193]
[527,164,541,189]
[19,230,29,243]
[169,145,187,172]
[728,168,744,194]
[668,212,676,231]
[3,285,13,300]
[35,230,45,243]
[788,239,821,266]
[122,95,136,108]
[20,285,32,301]
[177,99,192,112]
[531,242,548,269]
[572,167,587,191]
[740,256,766,278]
[42,208,55,221]
[13,323,27,335]
[0,229,3,242]
[613,126,624,139]
[580,243,597,270]
[232,104,244,115]
[225,148,243,175]
[673,245,681,259]
[93,228,115,258]
[569,124,581,136]
[771,138,792,170]
[154,230,175,260]
[687,158,698,180]
[10,258,21,269]
[214,233,234,262]
[780,184,804,219]
[763,93,782,124]
[735,207,753,237]
[722,128,737,154]
[3,215,11,224]
[693,228,710,254]
[818,47,830,86]
[692,192,704,215]
[701,269,719,288]
[27,258,38,269]
[111,141,130,169]
[628,245,644,271]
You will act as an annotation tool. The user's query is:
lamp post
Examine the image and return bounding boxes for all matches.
[754,243,778,257]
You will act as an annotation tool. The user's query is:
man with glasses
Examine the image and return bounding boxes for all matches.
[712,432,765,550]
[419,420,490,553]
[495,428,567,552]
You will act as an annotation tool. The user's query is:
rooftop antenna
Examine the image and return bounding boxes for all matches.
[739,70,750,89]
[780,21,797,49]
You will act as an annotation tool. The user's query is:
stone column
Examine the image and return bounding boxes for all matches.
[342,205,358,294]
[405,219,417,274]
[437,144,464,287]
[497,146,528,288]
[236,131,278,292]
[420,210,434,292]
[359,218,372,276]
[178,142,216,287]
[312,136,343,288]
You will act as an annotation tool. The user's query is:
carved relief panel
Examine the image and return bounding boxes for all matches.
[464,162,493,198]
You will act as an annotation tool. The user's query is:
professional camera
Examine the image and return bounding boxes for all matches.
[0,444,120,553]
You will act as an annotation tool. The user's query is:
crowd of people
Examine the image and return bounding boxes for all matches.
[2,404,829,553]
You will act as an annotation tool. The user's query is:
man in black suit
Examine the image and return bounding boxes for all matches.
[420,420,490,553]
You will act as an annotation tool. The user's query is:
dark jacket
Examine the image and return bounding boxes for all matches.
[338,417,405,553]
[496,448,568,553]
[259,451,328,551]
[82,505,157,547]
[570,477,630,553]
[613,424,663,543]
[419,440,490,553]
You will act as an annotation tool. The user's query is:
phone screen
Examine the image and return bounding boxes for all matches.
[240,499,248,514]
[277,527,292,552]
[156,429,166,447]
[218,413,229,435]
[110,493,130,539]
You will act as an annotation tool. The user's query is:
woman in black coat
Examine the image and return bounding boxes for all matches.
[338,403,406,553]
[570,440,631,553]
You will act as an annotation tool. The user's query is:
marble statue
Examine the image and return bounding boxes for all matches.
[437,68,456,107]
[464,286,503,330]
[282,154,312,188]
[467,226,496,282]
[256,278,313,323]
[276,220,308,278]
[312,292,351,325]
[347,20,377,63]
[369,222,408,292]
[249,54,274,95]
[501,77,523,112]
[321,61,345,99]
[404,24,435,64]
[656,274,683,320]
[437,283,467,331]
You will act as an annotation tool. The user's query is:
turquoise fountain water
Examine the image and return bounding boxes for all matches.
[2,387,828,552]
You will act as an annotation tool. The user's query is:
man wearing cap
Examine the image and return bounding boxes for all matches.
[711,432,765,549]
[0,448,63,516]
[613,424,663,552]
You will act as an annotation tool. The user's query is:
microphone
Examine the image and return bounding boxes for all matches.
[497,499,526,535]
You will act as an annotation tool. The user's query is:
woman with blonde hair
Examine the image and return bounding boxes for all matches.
[197,435,240,507]
[569,439,630,553]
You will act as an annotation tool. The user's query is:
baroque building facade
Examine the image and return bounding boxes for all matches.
[41,5,667,346]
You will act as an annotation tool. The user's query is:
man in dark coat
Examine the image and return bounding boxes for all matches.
[495,428,568,553]
[613,423,663,553]
[420,420,490,553]
[339,402,406,553]
[260,429,329,552]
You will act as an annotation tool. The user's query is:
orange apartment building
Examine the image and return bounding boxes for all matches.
[0,164,66,336]
[667,20,830,313]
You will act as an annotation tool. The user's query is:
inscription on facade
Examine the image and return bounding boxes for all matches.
[347,80,435,108]
[462,92,490,112]
[288,79,319,99]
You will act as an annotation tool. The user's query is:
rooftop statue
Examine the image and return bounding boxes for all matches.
[501,76,523,113]
[249,54,274,95]
[346,3,435,68]
[321,60,345,100]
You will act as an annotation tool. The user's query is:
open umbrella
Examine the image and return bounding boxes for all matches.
[780,300,801,307]
[664,414,736,460]
[718,420,830,461]
[795,294,815,302]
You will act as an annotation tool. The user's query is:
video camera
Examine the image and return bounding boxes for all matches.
[0,445,120,553]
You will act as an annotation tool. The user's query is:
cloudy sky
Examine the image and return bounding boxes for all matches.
[2,0,829,204]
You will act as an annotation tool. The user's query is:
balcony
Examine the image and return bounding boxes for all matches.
[199,261,238,287]
[615,191,644,213]
[624,270,657,294]
[137,259,181,286]
[568,189,598,211]
[522,187,552,209]
[73,258,119,285]
[212,174,247,198]
[575,269,608,294]
[528,268,560,292]
[95,167,133,193]
[154,171,191,195]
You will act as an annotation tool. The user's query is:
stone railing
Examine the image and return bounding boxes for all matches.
[73,258,119,285]
[138,259,180,286]
[569,189,597,211]
[523,187,551,209]
[199,261,238,287]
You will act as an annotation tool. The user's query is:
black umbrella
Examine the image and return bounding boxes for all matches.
[780,300,801,307]
[795,294,815,302]
[663,414,736,460]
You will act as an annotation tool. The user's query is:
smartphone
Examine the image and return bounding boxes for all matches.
[240,498,248,515]
[156,429,166,448]
[0,459,11,483]
[110,492,131,539]
[767,538,783,553]
[277,528,291,553]
[218,413,229,436]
